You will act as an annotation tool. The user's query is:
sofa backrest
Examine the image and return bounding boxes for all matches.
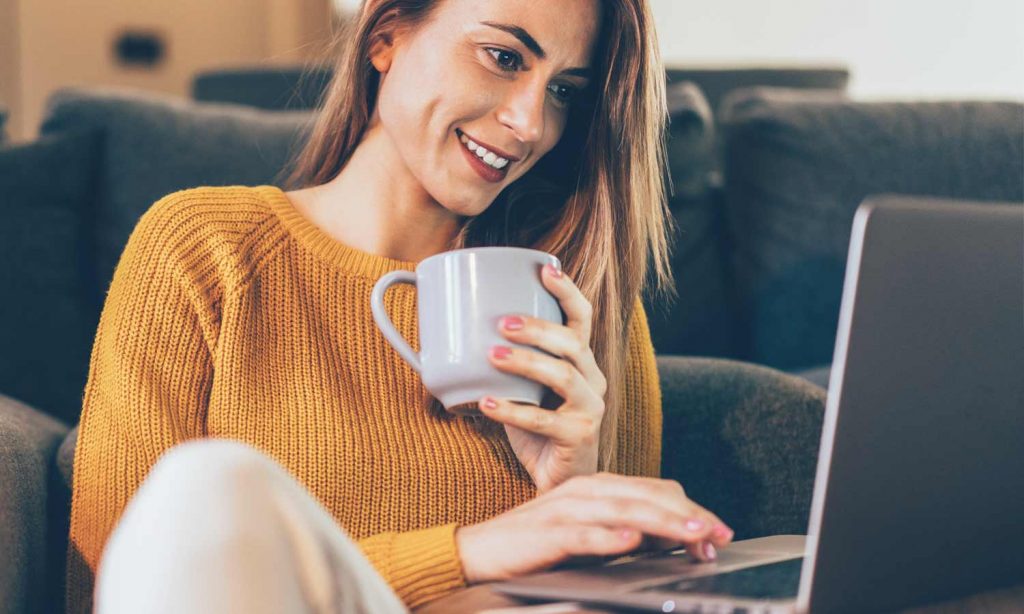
[39,87,316,310]
[720,87,1024,370]
[0,129,102,424]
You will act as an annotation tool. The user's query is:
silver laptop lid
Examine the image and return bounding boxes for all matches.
[799,196,1024,613]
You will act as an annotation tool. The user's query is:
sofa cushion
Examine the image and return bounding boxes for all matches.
[721,89,1024,369]
[0,129,102,424]
[644,82,742,358]
[38,86,315,298]
[0,393,70,613]
[658,356,826,538]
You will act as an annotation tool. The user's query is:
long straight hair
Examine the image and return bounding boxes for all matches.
[283,0,675,471]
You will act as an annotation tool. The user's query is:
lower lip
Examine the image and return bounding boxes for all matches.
[458,133,509,183]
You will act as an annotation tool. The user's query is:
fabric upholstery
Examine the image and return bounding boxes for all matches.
[645,81,741,358]
[0,129,102,424]
[658,356,827,540]
[721,89,1024,369]
[38,86,315,303]
[0,394,70,614]
[192,66,333,111]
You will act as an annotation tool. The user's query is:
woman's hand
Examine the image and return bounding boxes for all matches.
[455,472,735,584]
[480,262,608,492]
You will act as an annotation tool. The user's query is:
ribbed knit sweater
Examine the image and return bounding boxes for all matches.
[67,185,662,612]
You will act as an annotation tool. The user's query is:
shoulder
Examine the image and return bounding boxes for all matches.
[130,185,287,295]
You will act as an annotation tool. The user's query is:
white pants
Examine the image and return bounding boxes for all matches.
[95,440,409,614]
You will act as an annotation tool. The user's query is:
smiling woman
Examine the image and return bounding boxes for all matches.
[286,0,676,468]
[65,1,734,613]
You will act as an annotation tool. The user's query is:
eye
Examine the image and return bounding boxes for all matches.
[548,83,578,106]
[486,47,523,72]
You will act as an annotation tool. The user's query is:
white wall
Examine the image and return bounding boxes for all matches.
[651,0,1024,101]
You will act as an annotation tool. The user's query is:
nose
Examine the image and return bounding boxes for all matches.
[495,75,547,145]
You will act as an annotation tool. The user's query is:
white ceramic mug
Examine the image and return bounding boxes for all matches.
[371,247,563,415]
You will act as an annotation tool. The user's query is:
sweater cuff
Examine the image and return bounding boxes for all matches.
[359,523,467,608]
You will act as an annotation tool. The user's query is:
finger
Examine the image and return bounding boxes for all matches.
[497,314,607,398]
[540,263,593,345]
[488,345,602,413]
[559,526,643,558]
[688,540,719,563]
[545,493,713,547]
[479,396,598,445]
[560,473,734,545]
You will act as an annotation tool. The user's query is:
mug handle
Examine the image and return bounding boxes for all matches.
[370,270,422,373]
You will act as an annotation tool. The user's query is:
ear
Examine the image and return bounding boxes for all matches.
[369,30,398,73]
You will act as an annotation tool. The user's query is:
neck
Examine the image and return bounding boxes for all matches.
[295,124,463,264]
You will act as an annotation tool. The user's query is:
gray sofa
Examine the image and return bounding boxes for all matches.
[1,80,1021,613]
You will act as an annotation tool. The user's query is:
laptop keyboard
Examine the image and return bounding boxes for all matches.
[640,557,803,600]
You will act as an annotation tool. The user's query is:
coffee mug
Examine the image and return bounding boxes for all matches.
[371,247,563,415]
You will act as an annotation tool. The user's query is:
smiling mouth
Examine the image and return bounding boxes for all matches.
[456,129,512,183]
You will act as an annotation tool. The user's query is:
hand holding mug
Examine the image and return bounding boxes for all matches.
[481,262,609,492]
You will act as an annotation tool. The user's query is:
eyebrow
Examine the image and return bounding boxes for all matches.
[480,20,592,79]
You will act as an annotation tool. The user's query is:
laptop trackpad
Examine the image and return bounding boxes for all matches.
[493,535,806,599]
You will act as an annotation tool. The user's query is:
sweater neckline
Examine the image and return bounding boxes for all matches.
[257,185,419,278]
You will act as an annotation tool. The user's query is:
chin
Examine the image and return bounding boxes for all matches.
[436,190,497,218]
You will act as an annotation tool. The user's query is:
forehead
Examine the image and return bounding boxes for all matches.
[437,0,602,64]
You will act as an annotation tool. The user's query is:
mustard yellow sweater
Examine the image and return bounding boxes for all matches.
[67,185,662,612]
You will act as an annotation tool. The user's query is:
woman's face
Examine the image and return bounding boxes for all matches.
[370,0,602,217]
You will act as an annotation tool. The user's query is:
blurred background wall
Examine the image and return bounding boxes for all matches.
[650,0,1024,101]
[0,0,333,142]
[1,0,1022,142]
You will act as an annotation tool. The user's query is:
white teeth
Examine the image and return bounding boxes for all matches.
[459,131,509,170]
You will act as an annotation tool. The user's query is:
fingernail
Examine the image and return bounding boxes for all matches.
[684,519,706,533]
[620,529,637,541]
[703,542,717,561]
[502,316,524,331]
[713,524,734,541]
[546,263,562,278]
[491,345,512,359]
[480,396,498,409]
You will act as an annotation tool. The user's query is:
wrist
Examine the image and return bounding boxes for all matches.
[454,524,486,585]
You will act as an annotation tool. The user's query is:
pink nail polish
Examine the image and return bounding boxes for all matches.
[703,542,717,560]
[491,345,512,359]
[502,316,524,331]
[685,519,706,532]
[480,396,498,409]
[546,263,562,278]
[713,524,734,541]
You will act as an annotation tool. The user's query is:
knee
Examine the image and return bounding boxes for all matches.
[108,440,281,550]
[147,439,271,498]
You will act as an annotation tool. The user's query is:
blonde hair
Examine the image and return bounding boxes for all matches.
[283,0,675,471]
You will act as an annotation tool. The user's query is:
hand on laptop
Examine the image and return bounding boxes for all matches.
[454,472,734,584]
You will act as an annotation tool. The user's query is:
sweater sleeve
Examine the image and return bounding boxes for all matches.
[357,523,468,608]
[612,298,663,478]
[67,194,219,613]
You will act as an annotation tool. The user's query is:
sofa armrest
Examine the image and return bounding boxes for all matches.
[0,393,70,614]
[657,356,826,539]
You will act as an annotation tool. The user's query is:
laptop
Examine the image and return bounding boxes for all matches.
[492,196,1024,613]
